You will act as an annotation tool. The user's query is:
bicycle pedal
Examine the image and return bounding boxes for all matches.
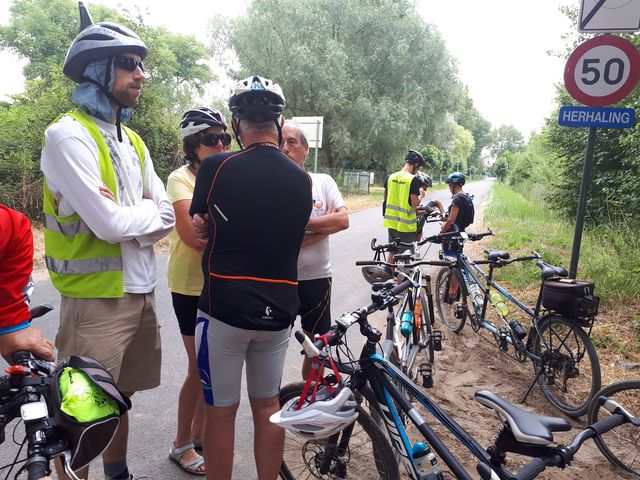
[418,365,434,388]
[433,331,443,351]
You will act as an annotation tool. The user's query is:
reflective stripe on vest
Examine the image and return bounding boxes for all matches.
[43,109,146,298]
[383,171,417,232]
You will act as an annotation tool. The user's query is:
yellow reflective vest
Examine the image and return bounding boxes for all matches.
[43,109,146,298]
[383,170,417,233]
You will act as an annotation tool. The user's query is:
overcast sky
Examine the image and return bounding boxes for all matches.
[0,0,576,137]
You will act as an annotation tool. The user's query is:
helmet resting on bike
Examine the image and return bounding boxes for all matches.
[270,385,358,439]
[52,356,131,471]
[180,107,227,138]
[415,171,432,188]
[63,22,148,83]
[405,149,424,167]
[361,264,393,285]
[445,171,466,186]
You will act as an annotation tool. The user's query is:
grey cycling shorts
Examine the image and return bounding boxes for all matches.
[195,310,290,407]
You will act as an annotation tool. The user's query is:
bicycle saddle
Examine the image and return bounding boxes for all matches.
[474,390,571,446]
[394,252,414,261]
[484,249,510,261]
[536,261,569,280]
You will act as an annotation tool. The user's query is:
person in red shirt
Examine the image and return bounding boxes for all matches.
[0,205,54,362]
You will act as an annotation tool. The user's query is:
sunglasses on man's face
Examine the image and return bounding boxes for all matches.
[200,133,232,147]
[113,56,145,73]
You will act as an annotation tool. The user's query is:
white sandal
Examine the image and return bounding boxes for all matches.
[169,442,206,476]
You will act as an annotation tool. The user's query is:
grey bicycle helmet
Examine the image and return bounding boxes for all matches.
[405,149,424,166]
[270,386,358,439]
[228,75,285,122]
[415,171,432,188]
[63,22,147,83]
[180,107,228,138]
[445,172,466,186]
[361,265,394,285]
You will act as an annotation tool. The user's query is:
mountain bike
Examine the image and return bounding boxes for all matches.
[277,279,640,480]
[433,232,601,417]
[358,236,452,389]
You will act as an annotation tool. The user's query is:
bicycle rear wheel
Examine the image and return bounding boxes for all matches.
[435,267,467,333]
[587,379,640,475]
[279,382,398,480]
[531,315,601,417]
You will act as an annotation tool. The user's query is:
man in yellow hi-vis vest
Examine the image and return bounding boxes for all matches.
[40,22,175,480]
[383,149,425,264]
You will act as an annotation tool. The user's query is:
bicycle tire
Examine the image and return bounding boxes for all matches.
[405,289,435,384]
[587,379,640,475]
[531,315,601,417]
[435,267,467,333]
[278,382,398,480]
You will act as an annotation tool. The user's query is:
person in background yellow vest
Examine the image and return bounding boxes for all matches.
[40,22,175,480]
[383,149,425,264]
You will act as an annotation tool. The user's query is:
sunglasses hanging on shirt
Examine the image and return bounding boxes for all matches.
[200,133,232,147]
[113,56,145,73]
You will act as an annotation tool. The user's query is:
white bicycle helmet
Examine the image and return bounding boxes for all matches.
[270,386,358,439]
[228,75,285,122]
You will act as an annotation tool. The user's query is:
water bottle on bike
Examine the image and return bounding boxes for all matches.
[401,311,413,337]
[412,442,443,479]
[489,291,526,340]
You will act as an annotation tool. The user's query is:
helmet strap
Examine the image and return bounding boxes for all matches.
[231,118,243,150]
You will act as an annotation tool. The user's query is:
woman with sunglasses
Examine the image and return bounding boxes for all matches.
[166,107,231,475]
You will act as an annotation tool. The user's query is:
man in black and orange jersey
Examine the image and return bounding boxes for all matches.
[190,76,312,480]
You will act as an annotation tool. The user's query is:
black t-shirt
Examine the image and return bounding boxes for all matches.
[447,193,475,231]
[190,142,312,331]
[382,174,421,216]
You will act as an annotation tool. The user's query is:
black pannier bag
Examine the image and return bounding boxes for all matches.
[541,279,600,319]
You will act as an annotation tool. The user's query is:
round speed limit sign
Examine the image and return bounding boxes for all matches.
[564,35,640,107]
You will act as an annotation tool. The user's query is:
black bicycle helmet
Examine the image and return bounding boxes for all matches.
[180,107,227,138]
[445,171,466,186]
[63,22,148,83]
[415,171,432,188]
[228,75,285,122]
[405,149,424,166]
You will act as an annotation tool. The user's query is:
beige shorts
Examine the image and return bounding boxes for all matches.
[56,292,162,392]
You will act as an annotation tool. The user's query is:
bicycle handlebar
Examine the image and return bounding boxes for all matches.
[355,259,455,269]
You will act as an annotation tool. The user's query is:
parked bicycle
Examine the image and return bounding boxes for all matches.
[359,235,453,388]
[433,231,601,417]
[274,279,640,480]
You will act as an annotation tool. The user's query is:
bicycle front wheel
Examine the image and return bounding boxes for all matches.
[435,267,467,333]
[587,379,640,475]
[531,315,601,417]
[279,382,398,480]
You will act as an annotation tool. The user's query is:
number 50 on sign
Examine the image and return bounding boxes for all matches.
[564,35,640,107]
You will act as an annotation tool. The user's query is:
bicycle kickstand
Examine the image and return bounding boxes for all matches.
[520,367,545,405]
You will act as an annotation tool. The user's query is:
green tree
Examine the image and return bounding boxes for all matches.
[450,124,475,173]
[220,0,461,172]
[490,124,525,159]
[493,156,509,182]
[420,144,441,178]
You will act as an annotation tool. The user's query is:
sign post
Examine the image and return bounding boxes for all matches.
[562,34,640,277]
[291,116,324,173]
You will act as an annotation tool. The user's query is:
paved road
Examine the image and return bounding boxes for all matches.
[1,179,493,479]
